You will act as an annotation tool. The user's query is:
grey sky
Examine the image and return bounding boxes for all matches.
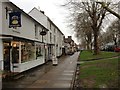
[9,0,119,44]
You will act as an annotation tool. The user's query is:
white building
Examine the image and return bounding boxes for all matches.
[29,7,64,60]
[0,1,49,73]
[0,0,65,74]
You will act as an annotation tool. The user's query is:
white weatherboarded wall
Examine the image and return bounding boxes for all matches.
[29,8,48,29]
[0,0,2,35]
[12,58,45,72]
[2,2,35,41]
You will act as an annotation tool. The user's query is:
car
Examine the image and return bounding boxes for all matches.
[114,47,120,52]
[67,52,74,55]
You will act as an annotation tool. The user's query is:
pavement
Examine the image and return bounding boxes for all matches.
[2,52,80,89]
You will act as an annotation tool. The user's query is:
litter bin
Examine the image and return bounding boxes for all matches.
[52,55,58,66]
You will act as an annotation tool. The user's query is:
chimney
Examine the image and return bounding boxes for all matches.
[40,10,44,14]
[68,36,72,39]
[63,36,65,40]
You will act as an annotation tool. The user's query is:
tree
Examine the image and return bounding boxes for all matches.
[63,0,119,55]
[100,19,120,50]
[67,1,108,55]
[74,12,93,50]
[97,2,120,19]
[82,2,108,55]
[106,19,120,46]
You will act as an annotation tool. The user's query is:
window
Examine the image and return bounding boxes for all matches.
[11,41,19,63]
[35,24,38,37]
[50,23,52,30]
[36,43,44,59]
[54,35,56,43]
[21,41,35,63]
[50,32,52,43]
[54,28,56,33]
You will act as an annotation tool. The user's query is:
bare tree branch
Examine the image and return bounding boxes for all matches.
[97,2,120,19]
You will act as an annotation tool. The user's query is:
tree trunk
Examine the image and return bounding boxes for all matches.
[93,29,100,55]
[87,43,90,50]
[90,42,93,52]
[113,37,117,47]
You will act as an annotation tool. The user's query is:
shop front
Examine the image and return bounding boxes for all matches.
[46,44,55,61]
[3,37,45,73]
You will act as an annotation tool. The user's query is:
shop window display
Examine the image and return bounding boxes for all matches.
[11,42,19,63]
[21,42,35,63]
[36,44,44,59]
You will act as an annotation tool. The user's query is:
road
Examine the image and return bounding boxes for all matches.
[2,52,80,89]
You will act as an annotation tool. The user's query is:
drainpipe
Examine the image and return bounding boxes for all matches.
[0,1,3,89]
[0,38,3,90]
[0,0,3,71]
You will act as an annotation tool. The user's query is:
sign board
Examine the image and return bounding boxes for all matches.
[9,12,21,28]
[40,31,47,36]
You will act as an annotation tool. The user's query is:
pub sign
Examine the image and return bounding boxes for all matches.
[9,12,21,27]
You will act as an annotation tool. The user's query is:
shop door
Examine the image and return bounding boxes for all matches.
[3,42,11,71]
[45,48,47,62]
[48,46,51,60]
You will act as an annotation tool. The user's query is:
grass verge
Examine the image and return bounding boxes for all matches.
[79,51,119,88]
[80,50,119,61]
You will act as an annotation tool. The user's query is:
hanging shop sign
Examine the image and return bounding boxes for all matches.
[40,31,47,36]
[9,12,21,28]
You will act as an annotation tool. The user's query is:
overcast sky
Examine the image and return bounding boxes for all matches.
[10,0,78,44]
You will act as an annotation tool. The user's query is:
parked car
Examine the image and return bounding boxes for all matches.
[101,45,115,52]
[67,51,74,55]
[114,47,120,52]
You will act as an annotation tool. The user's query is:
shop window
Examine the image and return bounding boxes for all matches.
[36,44,44,59]
[11,42,19,63]
[21,41,35,63]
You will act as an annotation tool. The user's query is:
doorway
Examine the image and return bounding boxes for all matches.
[3,42,11,72]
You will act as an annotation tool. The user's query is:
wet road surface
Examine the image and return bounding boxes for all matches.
[2,52,80,89]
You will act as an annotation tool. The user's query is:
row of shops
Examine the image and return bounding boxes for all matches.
[1,36,53,72]
[0,1,63,74]
[0,0,79,76]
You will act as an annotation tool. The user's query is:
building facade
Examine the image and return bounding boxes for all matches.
[63,36,77,55]
[29,7,64,60]
[0,1,49,73]
[0,0,65,74]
